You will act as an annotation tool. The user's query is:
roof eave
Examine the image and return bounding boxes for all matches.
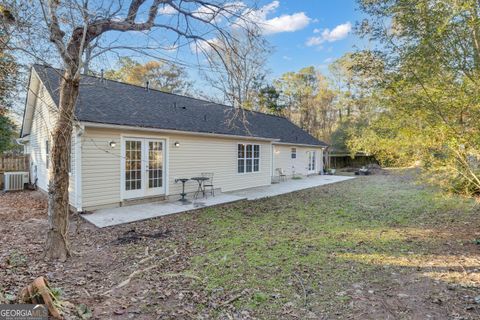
[80,121,282,142]
[20,67,35,138]
[273,141,328,148]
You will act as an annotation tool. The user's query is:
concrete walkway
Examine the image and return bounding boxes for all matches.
[82,175,354,228]
[230,175,354,200]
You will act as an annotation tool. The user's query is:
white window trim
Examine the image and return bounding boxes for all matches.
[291,147,297,159]
[237,143,261,174]
[45,139,50,169]
[120,134,170,200]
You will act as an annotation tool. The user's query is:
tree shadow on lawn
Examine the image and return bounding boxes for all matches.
[331,244,480,319]
[185,173,480,318]
[188,223,480,319]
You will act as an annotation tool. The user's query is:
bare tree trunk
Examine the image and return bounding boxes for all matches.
[83,46,91,75]
[45,72,79,261]
[471,4,480,72]
[31,0,259,261]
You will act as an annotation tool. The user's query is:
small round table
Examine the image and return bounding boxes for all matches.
[190,176,209,199]
[175,178,190,202]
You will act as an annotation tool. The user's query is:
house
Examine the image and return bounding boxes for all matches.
[19,65,328,211]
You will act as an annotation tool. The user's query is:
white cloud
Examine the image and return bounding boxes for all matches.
[193,4,222,21]
[193,2,246,22]
[190,38,221,54]
[262,1,281,12]
[166,1,310,38]
[306,22,352,46]
[241,1,311,35]
[323,22,352,41]
[161,2,246,21]
[159,4,177,15]
[190,1,311,55]
[164,44,180,52]
[262,12,311,35]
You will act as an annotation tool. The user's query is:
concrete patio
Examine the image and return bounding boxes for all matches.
[230,175,354,200]
[82,175,354,228]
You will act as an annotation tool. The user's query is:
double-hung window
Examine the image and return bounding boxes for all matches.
[45,140,50,169]
[238,143,260,173]
[291,148,297,159]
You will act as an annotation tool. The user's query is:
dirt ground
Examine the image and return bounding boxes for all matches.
[1,171,480,319]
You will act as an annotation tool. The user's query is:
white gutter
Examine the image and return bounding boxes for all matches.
[273,141,327,148]
[16,136,30,145]
[80,121,281,142]
[74,124,84,212]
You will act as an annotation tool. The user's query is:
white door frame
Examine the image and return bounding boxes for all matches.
[144,138,165,197]
[307,150,317,174]
[121,136,166,200]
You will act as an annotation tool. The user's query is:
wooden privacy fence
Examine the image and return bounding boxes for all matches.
[0,155,30,189]
[0,155,29,173]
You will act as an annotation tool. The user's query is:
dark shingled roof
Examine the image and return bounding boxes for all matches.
[33,64,327,146]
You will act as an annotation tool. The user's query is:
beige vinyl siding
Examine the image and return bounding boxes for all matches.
[81,129,121,209]
[29,79,54,191]
[272,144,324,177]
[69,132,76,207]
[81,127,272,210]
[27,73,76,207]
[168,136,271,195]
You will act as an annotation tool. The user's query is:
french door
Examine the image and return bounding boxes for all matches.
[307,151,317,174]
[123,138,165,199]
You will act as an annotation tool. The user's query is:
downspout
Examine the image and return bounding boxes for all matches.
[74,124,85,212]
[15,137,30,155]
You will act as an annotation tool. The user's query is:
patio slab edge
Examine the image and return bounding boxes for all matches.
[81,194,247,228]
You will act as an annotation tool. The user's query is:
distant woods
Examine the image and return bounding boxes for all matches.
[104,57,192,96]
[350,0,480,195]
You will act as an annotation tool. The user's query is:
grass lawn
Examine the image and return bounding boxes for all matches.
[1,169,479,319]
[185,169,480,318]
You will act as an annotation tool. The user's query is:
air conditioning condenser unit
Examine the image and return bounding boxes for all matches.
[4,171,29,191]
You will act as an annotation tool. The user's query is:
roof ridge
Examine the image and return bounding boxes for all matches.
[32,64,290,121]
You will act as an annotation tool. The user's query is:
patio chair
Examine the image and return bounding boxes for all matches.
[276,168,287,182]
[201,172,215,197]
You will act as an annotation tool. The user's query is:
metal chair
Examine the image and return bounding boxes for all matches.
[276,168,287,182]
[201,172,215,197]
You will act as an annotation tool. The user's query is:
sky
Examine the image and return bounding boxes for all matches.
[11,0,367,118]
[98,0,366,89]
[253,0,365,78]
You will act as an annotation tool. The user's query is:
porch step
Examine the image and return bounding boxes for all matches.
[121,195,167,207]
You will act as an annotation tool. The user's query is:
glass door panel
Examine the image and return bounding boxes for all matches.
[124,139,144,198]
[123,138,165,199]
[308,151,316,174]
[147,141,163,193]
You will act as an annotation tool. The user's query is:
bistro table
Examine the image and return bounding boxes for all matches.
[190,176,209,199]
[175,178,190,203]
